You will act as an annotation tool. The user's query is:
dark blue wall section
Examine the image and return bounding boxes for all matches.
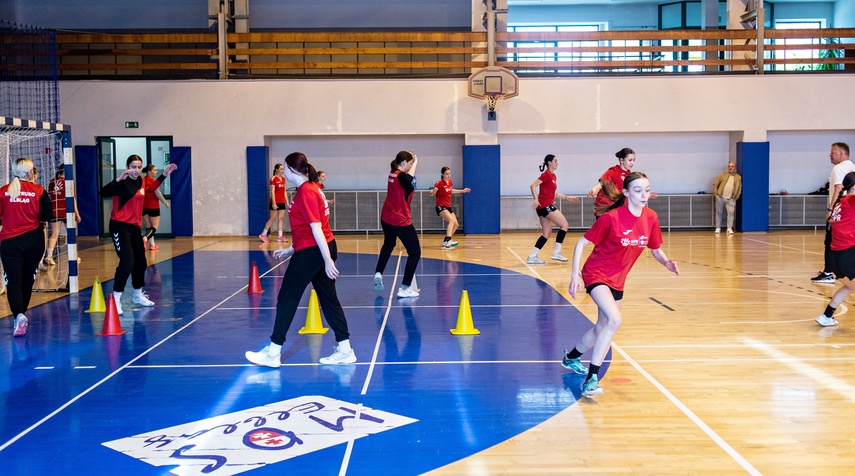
[169,147,193,236]
[736,141,770,232]
[74,145,100,236]
[247,146,270,236]
[462,144,501,234]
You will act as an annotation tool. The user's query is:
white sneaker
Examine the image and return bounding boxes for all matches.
[816,314,839,327]
[715,228,721,234]
[13,314,28,337]
[373,272,384,291]
[246,345,281,368]
[442,240,459,249]
[133,291,155,307]
[319,345,357,365]
[113,297,124,316]
[397,286,420,298]
[551,253,569,262]
[527,256,545,265]
[727,228,734,235]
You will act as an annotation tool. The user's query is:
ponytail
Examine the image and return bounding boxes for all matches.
[284,152,320,182]
[8,158,34,199]
[595,171,649,216]
[539,154,556,172]
[615,147,635,161]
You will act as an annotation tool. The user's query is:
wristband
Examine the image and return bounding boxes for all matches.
[828,208,833,212]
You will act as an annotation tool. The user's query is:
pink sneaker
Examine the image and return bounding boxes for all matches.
[259,233,269,243]
[150,244,160,251]
[277,236,287,242]
[13,314,28,337]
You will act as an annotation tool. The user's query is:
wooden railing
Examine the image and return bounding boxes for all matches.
[47,28,855,79]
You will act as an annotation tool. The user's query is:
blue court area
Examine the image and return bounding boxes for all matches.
[0,250,610,475]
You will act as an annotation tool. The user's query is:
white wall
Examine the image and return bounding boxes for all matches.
[59,75,855,235]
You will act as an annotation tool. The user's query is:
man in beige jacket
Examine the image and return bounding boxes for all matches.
[713,161,742,234]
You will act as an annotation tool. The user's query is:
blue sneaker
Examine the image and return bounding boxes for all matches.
[561,350,588,374]
[373,272,384,291]
[582,376,604,397]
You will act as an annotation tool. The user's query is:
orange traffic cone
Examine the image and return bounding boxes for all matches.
[247,261,264,294]
[98,294,127,336]
[298,289,329,334]
[450,290,480,335]
[85,277,106,313]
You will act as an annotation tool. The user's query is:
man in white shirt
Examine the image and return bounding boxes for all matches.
[812,142,855,284]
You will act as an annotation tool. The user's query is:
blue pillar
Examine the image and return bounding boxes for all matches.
[247,146,269,235]
[736,141,770,232]
[462,145,501,234]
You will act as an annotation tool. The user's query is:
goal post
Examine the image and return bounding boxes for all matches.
[0,116,78,293]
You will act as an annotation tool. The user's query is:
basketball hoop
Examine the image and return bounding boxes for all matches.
[467,66,519,121]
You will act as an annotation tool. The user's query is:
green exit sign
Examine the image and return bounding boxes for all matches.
[125,121,139,128]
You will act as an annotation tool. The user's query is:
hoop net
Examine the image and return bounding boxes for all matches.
[485,94,504,112]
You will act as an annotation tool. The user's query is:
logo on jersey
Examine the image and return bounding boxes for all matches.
[619,232,648,248]
[103,395,417,475]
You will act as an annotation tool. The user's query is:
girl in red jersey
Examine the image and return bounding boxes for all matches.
[526,154,579,264]
[141,164,170,251]
[0,158,54,336]
[100,155,177,315]
[259,163,289,243]
[562,172,679,397]
[246,152,355,368]
[816,172,855,327]
[374,150,421,298]
[588,148,657,219]
[429,166,470,249]
[43,168,80,266]
[318,171,336,206]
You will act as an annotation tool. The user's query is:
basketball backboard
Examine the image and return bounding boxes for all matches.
[467,66,519,100]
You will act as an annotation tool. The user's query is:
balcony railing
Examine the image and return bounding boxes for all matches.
[36,28,855,79]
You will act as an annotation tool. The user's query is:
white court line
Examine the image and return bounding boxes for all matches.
[611,342,762,475]
[742,236,823,255]
[506,247,544,281]
[742,337,855,405]
[0,258,288,452]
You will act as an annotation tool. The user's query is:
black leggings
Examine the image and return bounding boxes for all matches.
[375,221,421,287]
[1,227,45,316]
[110,220,147,293]
[271,240,350,345]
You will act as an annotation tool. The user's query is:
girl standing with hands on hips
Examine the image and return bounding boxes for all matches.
[527,154,579,264]
[562,172,679,397]
[429,166,470,249]
[246,152,355,367]
[374,150,421,298]
[259,163,289,243]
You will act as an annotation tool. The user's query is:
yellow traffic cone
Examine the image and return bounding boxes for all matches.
[85,277,106,313]
[450,290,480,335]
[298,289,329,334]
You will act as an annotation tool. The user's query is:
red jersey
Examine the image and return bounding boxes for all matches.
[581,205,663,291]
[536,170,557,208]
[289,181,333,252]
[101,175,165,227]
[595,165,629,215]
[0,181,51,241]
[433,178,453,208]
[271,175,286,203]
[381,170,414,226]
[831,194,855,251]
[48,177,67,217]
[142,176,160,208]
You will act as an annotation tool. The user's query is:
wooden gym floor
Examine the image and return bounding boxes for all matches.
[1,229,853,475]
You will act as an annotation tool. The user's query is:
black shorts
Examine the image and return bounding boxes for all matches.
[586,283,624,301]
[142,208,161,218]
[436,206,453,216]
[269,202,287,211]
[536,205,557,218]
[830,245,855,280]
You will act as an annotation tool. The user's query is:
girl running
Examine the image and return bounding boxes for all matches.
[374,150,421,298]
[141,164,170,250]
[816,171,855,327]
[246,152,355,367]
[259,163,289,243]
[588,147,657,218]
[562,172,679,397]
[527,154,579,264]
[429,166,470,249]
